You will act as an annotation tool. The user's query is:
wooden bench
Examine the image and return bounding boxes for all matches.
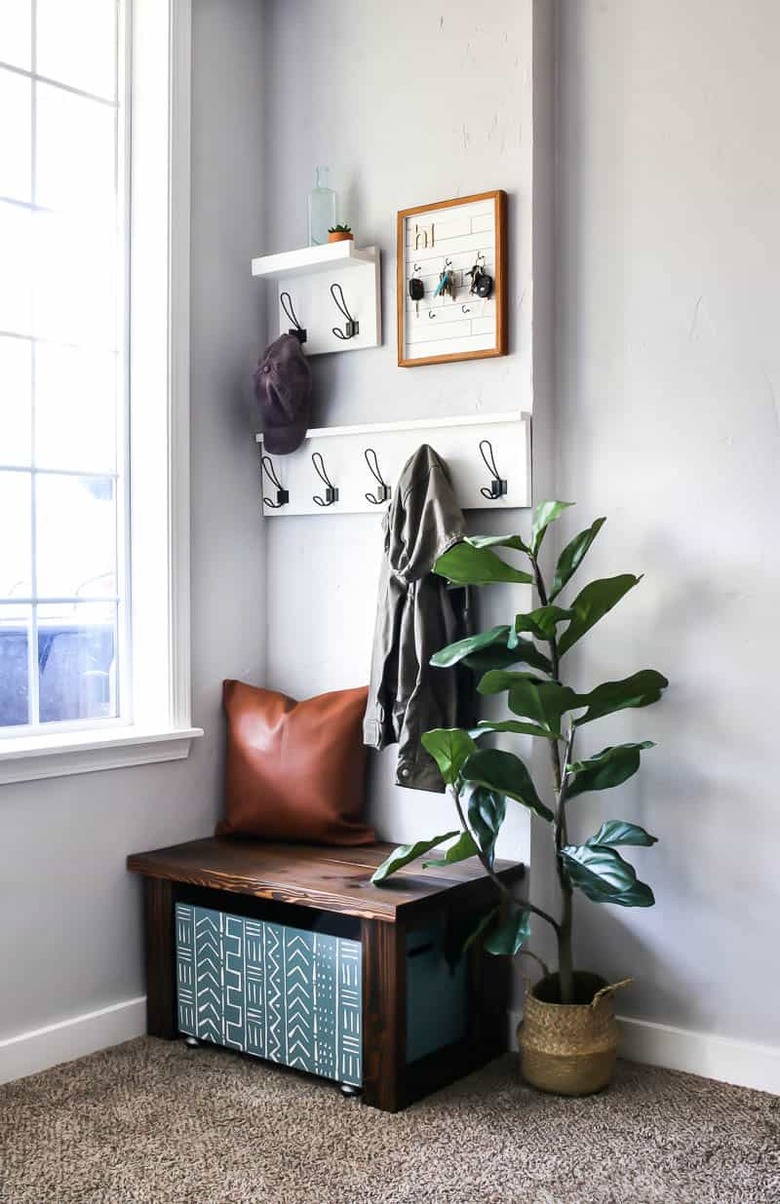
[127,837,524,1112]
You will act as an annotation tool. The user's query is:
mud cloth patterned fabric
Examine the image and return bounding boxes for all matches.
[175,904,362,1086]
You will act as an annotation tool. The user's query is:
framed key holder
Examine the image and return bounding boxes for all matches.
[397,190,507,368]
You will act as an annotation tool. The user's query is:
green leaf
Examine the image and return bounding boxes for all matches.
[430,626,512,668]
[549,517,607,601]
[462,748,553,822]
[560,844,655,907]
[465,640,553,676]
[587,820,658,848]
[423,829,481,868]
[420,728,477,786]
[531,500,574,554]
[567,741,655,799]
[478,671,583,738]
[474,719,555,740]
[434,542,534,587]
[371,832,460,885]
[484,906,532,955]
[557,575,641,657]
[467,786,506,867]
[463,907,501,951]
[514,605,574,641]
[465,534,531,554]
[477,669,544,695]
[574,670,669,726]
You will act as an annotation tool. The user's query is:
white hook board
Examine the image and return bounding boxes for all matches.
[251,242,381,356]
[256,412,531,517]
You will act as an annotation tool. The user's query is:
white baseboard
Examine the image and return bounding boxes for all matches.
[509,1009,780,1096]
[3,998,778,1097]
[0,996,147,1086]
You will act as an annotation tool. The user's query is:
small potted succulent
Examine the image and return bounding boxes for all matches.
[372,501,668,1096]
[327,223,353,243]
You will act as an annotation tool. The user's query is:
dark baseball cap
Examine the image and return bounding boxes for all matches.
[253,333,312,455]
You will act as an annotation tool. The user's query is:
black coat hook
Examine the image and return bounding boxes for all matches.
[478,439,508,500]
[364,447,391,505]
[329,283,359,340]
[280,291,307,344]
[261,455,289,509]
[312,451,339,506]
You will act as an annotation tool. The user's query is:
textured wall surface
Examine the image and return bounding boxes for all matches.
[554,0,780,1044]
[0,0,267,1040]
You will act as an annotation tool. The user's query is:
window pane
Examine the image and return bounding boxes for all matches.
[0,336,32,466]
[38,601,117,723]
[33,211,117,347]
[34,345,117,472]
[0,603,30,727]
[36,84,116,215]
[0,70,32,203]
[0,471,31,599]
[0,202,32,335]
[0,0,32,71]
[35,473,116,599]
[37,0,117,100]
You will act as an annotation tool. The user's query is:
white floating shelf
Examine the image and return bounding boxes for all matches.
[251,244,382,356]
[256,412,531,517]
[251,241,376,280]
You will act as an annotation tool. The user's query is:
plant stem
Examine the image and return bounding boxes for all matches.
[555,727,576,1002]
[531,550,576,1003]
[449,785,560,935]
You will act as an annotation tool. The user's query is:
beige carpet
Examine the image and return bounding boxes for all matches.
[0,1038,777,1204]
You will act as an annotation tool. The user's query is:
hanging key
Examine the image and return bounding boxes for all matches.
[409,275,424,316]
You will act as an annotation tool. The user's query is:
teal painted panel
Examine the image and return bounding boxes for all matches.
[263,921,286,1064]
[223,914,245,1050]
[338,940,361,1085]
[174,903,361,1086]
[244,918,265,1058]
[175,904,195,1036]
[406,924,468,1064]
[284,927,316,1075]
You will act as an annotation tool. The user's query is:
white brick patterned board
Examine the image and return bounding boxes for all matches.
[401,195,501,363]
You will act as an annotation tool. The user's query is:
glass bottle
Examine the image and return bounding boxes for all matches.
[307,166,337,247]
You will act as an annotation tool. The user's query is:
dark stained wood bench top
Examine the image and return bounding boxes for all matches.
[127,837,525,924]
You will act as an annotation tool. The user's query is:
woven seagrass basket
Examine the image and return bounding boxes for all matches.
[518,971,631,1096]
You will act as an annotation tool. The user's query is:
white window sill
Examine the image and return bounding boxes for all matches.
[0,726,204,786]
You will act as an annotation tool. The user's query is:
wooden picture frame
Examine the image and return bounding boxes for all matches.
[397,190,507,368]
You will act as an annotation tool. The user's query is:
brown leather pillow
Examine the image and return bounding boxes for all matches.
[217,680,375,846]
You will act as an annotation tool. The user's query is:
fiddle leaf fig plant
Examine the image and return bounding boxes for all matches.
[371,502,668,1005]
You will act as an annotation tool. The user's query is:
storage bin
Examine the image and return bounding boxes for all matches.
[175,902,467,1088]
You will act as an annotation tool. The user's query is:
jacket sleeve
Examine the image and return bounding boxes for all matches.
[389,450,465,584]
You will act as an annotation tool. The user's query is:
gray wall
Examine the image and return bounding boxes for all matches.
[0,0,266,1040]
[262,0,541,857]
[554,0,780,1044]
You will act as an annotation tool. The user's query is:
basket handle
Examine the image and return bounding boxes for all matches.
[590,977,634,1009]
[518,949,551,994]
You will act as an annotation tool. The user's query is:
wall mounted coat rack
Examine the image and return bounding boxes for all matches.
[255,412,531,518]
[251,241,381,356]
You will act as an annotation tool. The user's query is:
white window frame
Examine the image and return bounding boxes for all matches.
[0,0,202,785]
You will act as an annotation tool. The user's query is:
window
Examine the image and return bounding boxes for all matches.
[0,0,201,782]
[0,0,126,735]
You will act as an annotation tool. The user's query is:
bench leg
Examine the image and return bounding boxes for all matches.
[360,918,406,1112]
[143,877,177,1039]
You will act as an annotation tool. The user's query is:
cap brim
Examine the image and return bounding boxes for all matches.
[263,420,308,455]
